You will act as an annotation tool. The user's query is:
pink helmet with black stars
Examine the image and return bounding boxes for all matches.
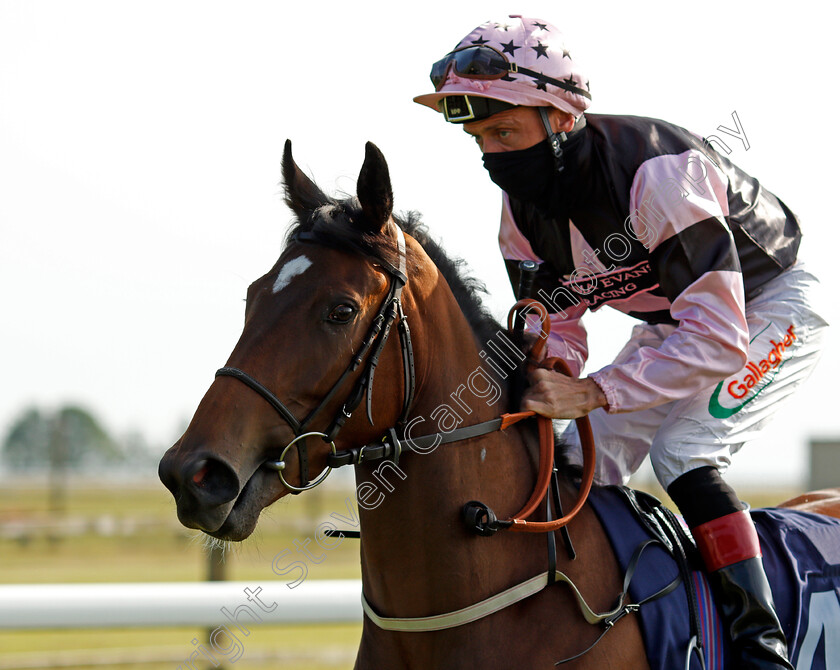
[414,15,591,123]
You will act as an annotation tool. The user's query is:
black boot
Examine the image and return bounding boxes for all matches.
[668,467,792,669]
[693,512,793,669]
[710,555,793,669]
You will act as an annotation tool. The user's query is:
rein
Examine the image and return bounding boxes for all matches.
[463,299,595,535]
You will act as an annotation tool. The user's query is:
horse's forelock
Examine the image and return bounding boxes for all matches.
[283,196,397,268]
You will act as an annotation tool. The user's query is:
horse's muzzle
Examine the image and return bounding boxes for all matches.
[158,447,241,533]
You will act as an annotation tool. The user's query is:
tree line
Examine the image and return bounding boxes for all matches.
[1,405,159,472]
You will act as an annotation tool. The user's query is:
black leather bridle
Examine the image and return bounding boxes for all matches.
[215,223,416,492]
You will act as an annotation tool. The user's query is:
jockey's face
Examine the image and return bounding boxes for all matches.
[462,106,573,153]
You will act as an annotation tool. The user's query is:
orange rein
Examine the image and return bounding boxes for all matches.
[500,299,596,533]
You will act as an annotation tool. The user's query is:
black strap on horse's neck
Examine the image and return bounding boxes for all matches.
[325,415,507,468]
[547,466,576,566]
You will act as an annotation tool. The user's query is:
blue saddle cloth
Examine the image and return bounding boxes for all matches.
[587,486,840,670]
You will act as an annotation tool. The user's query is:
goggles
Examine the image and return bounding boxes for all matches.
[431,46,513,91]
[440,95,514,123]
[429,45,592,100]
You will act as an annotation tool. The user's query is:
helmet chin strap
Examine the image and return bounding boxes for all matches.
[538,107,567,173]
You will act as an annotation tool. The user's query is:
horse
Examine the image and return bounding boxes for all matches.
[159,141,840,669]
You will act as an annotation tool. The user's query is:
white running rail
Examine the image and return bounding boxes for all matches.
[0,580,363,629]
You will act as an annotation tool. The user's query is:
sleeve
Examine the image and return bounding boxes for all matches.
[589,150,750,412]
[499,194,590,377]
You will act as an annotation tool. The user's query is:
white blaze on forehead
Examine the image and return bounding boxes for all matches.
[272,255,313,294]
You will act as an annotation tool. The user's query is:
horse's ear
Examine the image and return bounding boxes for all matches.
[356,141,394,234]
[282,139,329,222]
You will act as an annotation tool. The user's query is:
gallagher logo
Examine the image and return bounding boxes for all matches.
[708,324,797,419]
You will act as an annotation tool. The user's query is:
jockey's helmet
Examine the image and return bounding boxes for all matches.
[414,15,592,123]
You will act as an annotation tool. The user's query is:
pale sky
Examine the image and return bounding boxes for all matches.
[1,0,837,486]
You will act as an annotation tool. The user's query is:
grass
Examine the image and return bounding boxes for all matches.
[0,477,363,584]
[0,624,362,669]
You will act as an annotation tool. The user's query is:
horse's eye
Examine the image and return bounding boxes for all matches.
[328,304,356,323]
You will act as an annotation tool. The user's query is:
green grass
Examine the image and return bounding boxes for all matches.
[0,624,362,669]
[0,478,363,584]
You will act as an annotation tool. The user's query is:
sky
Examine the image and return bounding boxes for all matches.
[1,0,838,487]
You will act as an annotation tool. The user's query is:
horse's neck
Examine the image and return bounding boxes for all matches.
[355,279,544,617]
[356,426,539,604]
[357,277,521,595]
[353,422,632,666]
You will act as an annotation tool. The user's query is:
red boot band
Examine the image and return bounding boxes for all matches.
[692,509,762,572]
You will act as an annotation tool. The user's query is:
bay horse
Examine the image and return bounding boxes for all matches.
[159,141,840,669]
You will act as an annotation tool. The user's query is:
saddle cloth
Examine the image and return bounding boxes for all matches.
[587,486,840,669]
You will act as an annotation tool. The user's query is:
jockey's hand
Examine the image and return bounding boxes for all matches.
[521,369,608,419]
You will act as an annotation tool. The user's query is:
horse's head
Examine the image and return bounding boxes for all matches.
[159,141,426,540]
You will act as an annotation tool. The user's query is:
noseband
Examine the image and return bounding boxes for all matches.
[216,223,415,492]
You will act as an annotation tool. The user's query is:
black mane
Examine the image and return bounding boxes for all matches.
[398,212,503,347]
[283,198,503,347]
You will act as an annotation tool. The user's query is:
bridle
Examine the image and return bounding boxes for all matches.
[213,222,615,645]
[216,222,415,492]
[215,222,596,534]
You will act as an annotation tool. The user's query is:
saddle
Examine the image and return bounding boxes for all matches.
[590,484,840,670]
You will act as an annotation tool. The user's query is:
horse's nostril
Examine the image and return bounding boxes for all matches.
[185,456,240,506]
[190,460,211,486]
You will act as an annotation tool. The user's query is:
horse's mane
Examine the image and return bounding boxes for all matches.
[283,197,502,347]
[398,212,503,347]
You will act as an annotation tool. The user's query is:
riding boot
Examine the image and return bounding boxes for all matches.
[668,466,792,669]
[692,510,793,670]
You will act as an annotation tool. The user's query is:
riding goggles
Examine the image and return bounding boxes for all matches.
[430,46,514,90]
[429,45,593,100]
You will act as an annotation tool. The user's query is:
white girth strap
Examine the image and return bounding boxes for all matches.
[361,569,626,633]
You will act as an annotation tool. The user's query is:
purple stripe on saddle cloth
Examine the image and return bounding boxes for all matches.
[691,570,725,669]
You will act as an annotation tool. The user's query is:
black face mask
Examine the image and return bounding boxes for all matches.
[482,139,556,208]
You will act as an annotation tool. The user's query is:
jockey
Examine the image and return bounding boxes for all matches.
[414,15,828,669]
